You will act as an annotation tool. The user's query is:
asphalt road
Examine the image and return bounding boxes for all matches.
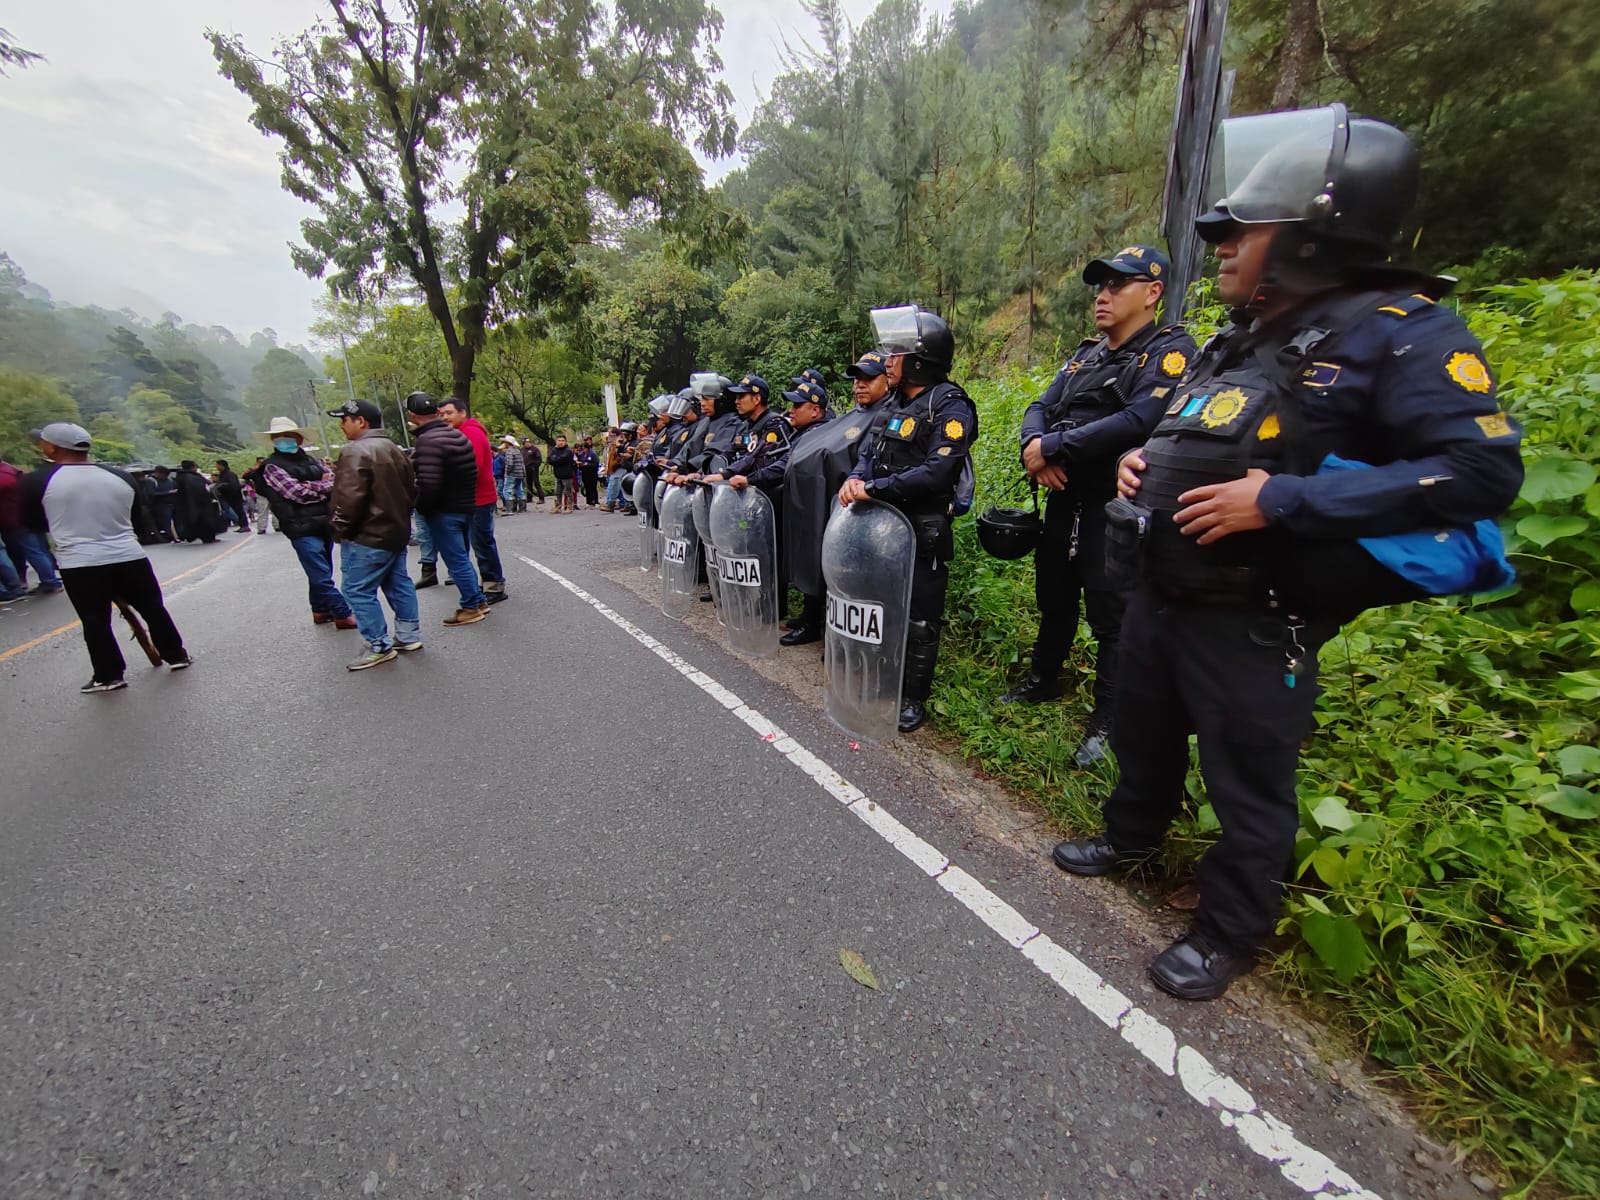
[0,512,1489,1200]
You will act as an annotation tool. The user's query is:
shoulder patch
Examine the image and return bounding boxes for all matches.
[1445,350,1493,394]
[1474,412,1514,439]
[765,430,779,443]
[1301,361,1342,388]
[943,418,966,441]
[1160,350,1188,378]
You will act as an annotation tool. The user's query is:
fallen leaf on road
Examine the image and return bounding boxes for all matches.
[839,948,880,991]
[386,1151,398,1176]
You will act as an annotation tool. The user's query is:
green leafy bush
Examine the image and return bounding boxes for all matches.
[938,271,1600,1196]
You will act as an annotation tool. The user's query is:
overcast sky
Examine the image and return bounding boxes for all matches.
[0,1,948,352]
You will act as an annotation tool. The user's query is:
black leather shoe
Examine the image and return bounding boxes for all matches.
[1050,836,1151,877]
[1073,712,1113,766]
[1148,933,1256,1001]
[898,701,927,733]
[999,673,1060,704]
[784,615,805,630]
[780,624,822,647]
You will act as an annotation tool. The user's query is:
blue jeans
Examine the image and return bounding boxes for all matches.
[3,528,61,588]
[604,472,625,508]
[470,503,504,587]
[339,543,420,651]
[414,513,435,566]
[0,541,23,598]
[288,533,352,618]
[424,511,486,608]
[501,478,524,504]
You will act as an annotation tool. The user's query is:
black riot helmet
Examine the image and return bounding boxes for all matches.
[976,501,1042,561]
[1197,105,1419,259]
[666,387,695,420]
[871,305,955,387]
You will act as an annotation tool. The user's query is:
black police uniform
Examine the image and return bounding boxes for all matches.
[1103,285,1523,962]
[1016,319,1196,712]
[848,380,978,713]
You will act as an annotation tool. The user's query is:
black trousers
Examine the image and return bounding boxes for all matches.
[582,468,599,506]
[60,557,187,682]
[1104,588,1335,953]
[1032,491,1126,709]
[528,469,545,501]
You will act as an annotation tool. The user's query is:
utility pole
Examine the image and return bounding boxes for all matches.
[338,332,358,400]
[1161,0,1233,321]
[306,380,334,455]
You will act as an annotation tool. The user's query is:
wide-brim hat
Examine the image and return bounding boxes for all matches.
[261,416,305,438]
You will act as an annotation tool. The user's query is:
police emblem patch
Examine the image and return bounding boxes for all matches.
[844,426,861,441]
[765,431,779,443]
[1302,361,1342,387]
[943,419,965,440]
[1160,350,1187,377]
[1475,412,1513,438]
[1256,413,1281,441]
[1149,263,1162,277]
[1199,388,1249,429]
[897,417,917,438]
[1445,351,1492,394]
[937,446,952,456]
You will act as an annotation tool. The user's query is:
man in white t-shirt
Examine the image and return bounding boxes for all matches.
[20,422,193,694]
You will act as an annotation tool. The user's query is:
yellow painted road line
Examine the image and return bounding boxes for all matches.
[0,537,256,665]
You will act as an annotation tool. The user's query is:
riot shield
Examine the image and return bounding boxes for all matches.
[708,485,779,659]
[821,499,915,743]
[691,484,724,622]
[653,479,671,565]
[658,485,699,621]
[633,472,656,572]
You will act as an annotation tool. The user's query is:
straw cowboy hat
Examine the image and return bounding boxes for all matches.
[261,417,305,439]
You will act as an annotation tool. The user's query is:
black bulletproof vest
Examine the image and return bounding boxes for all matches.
[1046,324,1158,430]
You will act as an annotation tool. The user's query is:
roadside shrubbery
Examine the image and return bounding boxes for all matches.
[937,271,1600,1197]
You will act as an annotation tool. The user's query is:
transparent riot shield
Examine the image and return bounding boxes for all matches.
[658,485,699,621]
[633,472,655,572]
[821,499,915,743]
[691,484,724,623]
[708,485,779,660]
[653,479,671,566]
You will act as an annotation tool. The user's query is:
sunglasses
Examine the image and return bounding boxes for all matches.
[1091,275,1155,294]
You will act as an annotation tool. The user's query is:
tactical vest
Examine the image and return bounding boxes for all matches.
[1139,292,1382,604]
[1046,324,1161,432]
[699,411,741,472]
[867,382,974,516]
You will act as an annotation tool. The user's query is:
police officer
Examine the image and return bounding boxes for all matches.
[775,379,834,645]
[1052,106,1524,1000]
[839,306,977,733]
[1005,245,1198,766]
[703,375,792,497]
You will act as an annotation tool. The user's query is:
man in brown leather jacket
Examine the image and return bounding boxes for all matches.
[327,399,422,670]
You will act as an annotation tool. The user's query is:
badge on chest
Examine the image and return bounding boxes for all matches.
[887,415,918,440]
[1160,384,1272,438]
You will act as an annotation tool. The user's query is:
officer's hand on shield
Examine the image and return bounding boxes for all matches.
[1174,469,1271,545]
[702,473,724,484]
[838,478,870,507]
[728,475,749,490]
[1116,449,1147,499]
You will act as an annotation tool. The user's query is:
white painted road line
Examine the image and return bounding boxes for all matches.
[517,555,1386,1200]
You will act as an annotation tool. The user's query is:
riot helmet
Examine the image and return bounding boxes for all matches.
[647,394,673,419]
[871,305,954,386]
[976,502,1042,560]
[667,388,695,420]
[1198,105,1417,256]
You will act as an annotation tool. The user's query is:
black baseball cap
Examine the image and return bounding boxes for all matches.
[404,391,439,415]
[1082,244,1172,285]
[790,367,824,389]
[781,380,831,410]
[726,374,770,401]
[845,351,889,380]
[327,398,384,426]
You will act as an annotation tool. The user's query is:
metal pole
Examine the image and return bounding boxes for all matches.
[393,381,410,447]
[307,381,333,456]
[338,332,358,400]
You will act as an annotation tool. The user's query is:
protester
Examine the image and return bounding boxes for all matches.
[256,416,356,629]
[500,434,527,513]
[521,438,545,505]
[577,437,600,507]
[438,397,507,605]
[326,398,421,669]
[601,427,627,511]
[548,434,577,513]
[173,461,224,543]
[20,422,191,692]
[213,459,250,531]
[491,442,507,514]
[406,392,488,625]
[0,452,65,594]
[145,466,178,543]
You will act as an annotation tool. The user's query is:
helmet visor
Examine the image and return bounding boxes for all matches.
[1208,106,1343,224]
[666,394,692,419]
[690,372,723,398]
[870,305,922,355]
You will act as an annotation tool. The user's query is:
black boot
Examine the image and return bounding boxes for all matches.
[1073,708,1113,765]
[416,562,439,589]
[898,619,941,733]
[999,671,1061,704]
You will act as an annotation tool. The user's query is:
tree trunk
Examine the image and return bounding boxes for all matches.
[1271,0,1325,109]
[449,342,475,405]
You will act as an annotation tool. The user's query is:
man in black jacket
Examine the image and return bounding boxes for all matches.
[213,459,249,531]
[405,392,487,625]
[258,417,355,628]
[173,461,223,544]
